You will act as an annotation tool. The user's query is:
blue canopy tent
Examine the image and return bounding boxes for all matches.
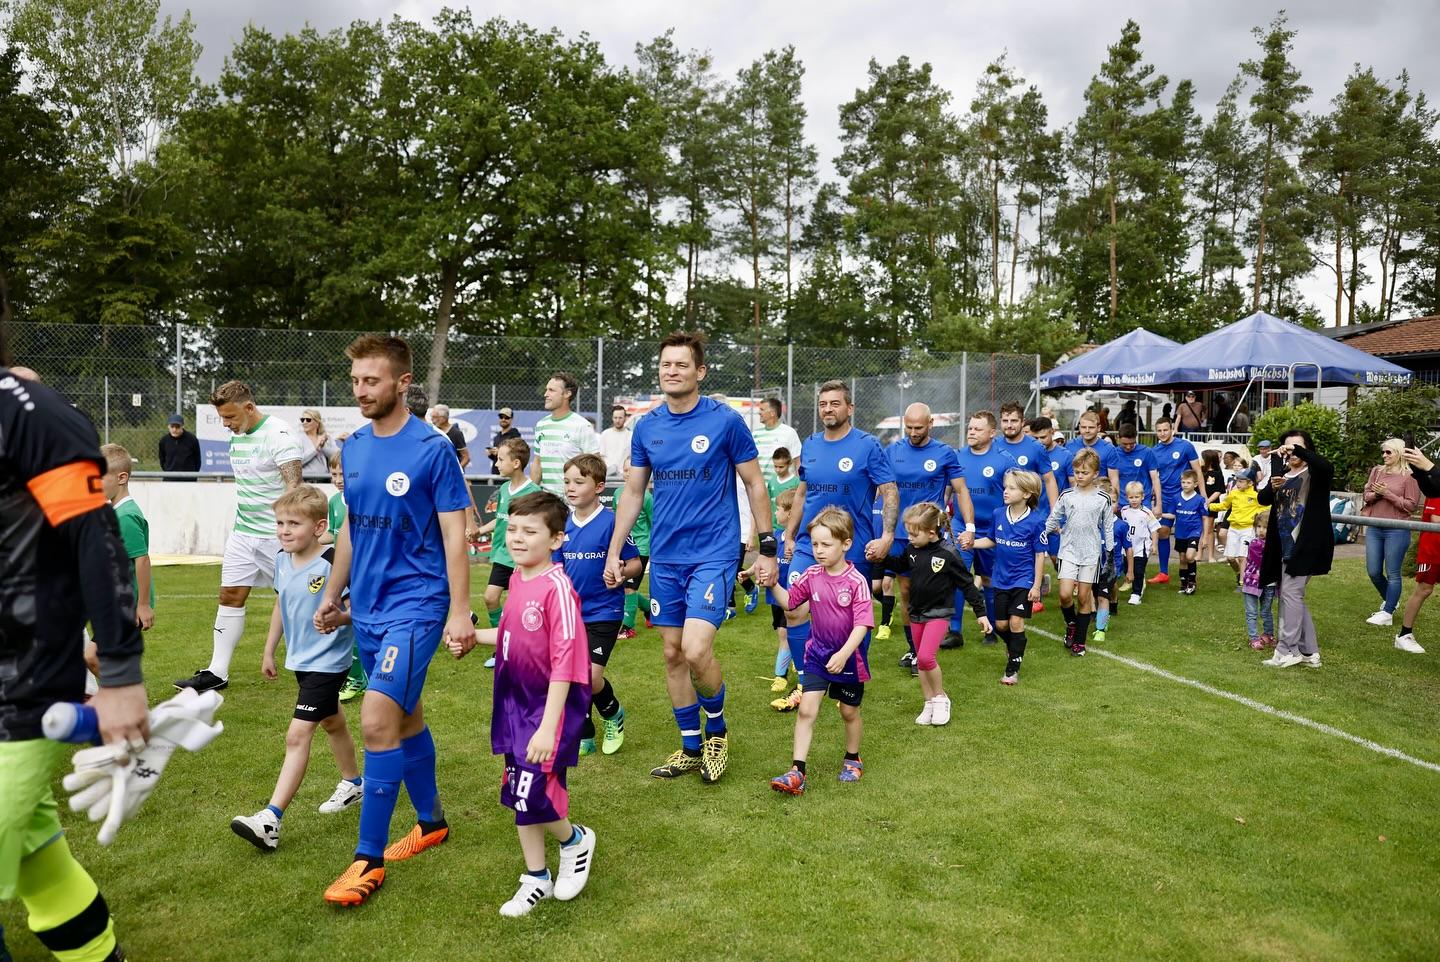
[1037,328,1182,389]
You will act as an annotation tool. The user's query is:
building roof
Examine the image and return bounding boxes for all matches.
[1332,315,1440,357]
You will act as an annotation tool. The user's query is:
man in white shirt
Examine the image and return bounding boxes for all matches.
[751,397,803,487]
[598,404,632,478]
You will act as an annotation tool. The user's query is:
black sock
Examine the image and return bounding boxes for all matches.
[994,627,1010,652]
[1403,623,1414,635]
[580,713,596,740]
[844,751,860,761]
[1075,611,1091,643]
[593,679,620,719]
[793,759,807,774]
[1062,605,1077,626]
[360,854,384,870]
[1007,630,1028,673]
[684,746,701,758]
[419,817,447,834]
[741,575,755,592]
[880,594,895,624]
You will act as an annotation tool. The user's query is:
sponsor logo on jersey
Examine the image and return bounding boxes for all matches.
[308,575,325,594]
[386,472,411,496]
[691,435,711,454]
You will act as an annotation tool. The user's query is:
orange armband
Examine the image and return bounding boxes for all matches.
[27,460,106,526]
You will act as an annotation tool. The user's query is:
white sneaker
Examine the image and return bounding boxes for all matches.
[554,825,596,901]
[484,655,496,669]
[1395,633,1426,654]
[230,809,279,852]
[1366,610,1394,626]
[1300,652,1321,667]
[1262,653,1303,668]
[1127,594,1142,606]
[499,874,554,917]
[915,699,935,726]
[930,695,952,726]
[318,778,363,814]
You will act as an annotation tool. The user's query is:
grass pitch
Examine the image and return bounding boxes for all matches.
[4,559,1439,961]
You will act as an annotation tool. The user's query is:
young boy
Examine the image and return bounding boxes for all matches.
[324,453,367,702]
[1170,471,1209,595]
[1042,448,1114,656]
[765,487,800,695]
[619,460,653,640]
[558,454,640,756]
[1120,481,1161,604]
[230,485,363,851]
[446,490,597,917]
[99,443,155,631]
[478,438,541,667]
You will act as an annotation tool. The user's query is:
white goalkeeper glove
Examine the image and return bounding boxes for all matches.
[62,689,225,846]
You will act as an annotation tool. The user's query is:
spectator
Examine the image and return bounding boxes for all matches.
[1161,402,1174,424]
[1361,438,1421,627]
[1176,391,1206,434]
[751,397,803,487]
[1403,445,1440,497]
[1098,405,1111,432]
[430,403,470,470]
[598,404,632,478]
[1256,430,1334,668]
[158,412,201,480]
[486,406,521,476]
[297,407,338,478]
[1211,392,1233,433]
[1201,449,1227,561]
[1231,403,1252,434]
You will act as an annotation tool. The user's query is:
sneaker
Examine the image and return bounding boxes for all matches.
[554,826,596,901]
[1366,610,1394,627]
[1127,594,1142,606]
[484,656,496,669]
[318,779,363,814]
[724,607,736,623]
[650,749,702,779]
[324,859,385,906]
[1000,672,1018,686]
[499,874,553,917]
[898,651,917,669]
[1069,642,1086,657]
[838,757,863,783]
[744,587,760,614]
[915,699,935,726]
[1262,652,1302,668]
[617,626,637,640]
[1064,623,1076,647]
[383,822,449,861]
[699,734,729,784]
[579,738,597,757]
[338,678,366,702]
[875,624,892,641]
[230,809,279,852]
[1092,628,1107,644]
[601,709,625,755]
[771,687,803,712]
[1146,572,1170,585]
[1300,653,1321,667]
[174,669,228,693]
[910,663,919,678]
[1395,633,1426,654]
[930,695,952,726]
[939,631,964,650]
[770,675,790,693]
[1031,601,1045,614]
[1041,572,1052,596]
[1116,580,1132,594]
[1249,637,1266,651]
[1260,633,1275,648]
[770,767,806,795]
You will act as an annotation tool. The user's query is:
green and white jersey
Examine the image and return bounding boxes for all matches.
[533,410,599,495]
[766,473,801,529]
[752,421,803,485]
[490,477,540,569]
[230,415,303,536]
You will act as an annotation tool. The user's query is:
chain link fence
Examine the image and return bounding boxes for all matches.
[9,322,1040,462]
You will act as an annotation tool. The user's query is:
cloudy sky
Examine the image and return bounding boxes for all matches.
[163,0,1440,311]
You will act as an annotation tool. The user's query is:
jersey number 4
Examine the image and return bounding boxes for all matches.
[703,583,715,604]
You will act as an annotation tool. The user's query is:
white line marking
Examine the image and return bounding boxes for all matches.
[1029,625,1440,774]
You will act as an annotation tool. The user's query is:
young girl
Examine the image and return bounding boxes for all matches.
[1043,448,1114,656]
[1243,509,1277,650]
[767,508,875,794]
[971,472,1044,684]
[880,503,990,715]
[1214,474,1260,584]
[1395,496,1440,653]
[1120,481,1160,604]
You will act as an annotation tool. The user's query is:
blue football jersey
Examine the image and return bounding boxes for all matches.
[988,504,1051,590]
[886,438,961,540]
[556,506,638,622]
[1111,518,1131,571]
[998,434,1054,479]
[1064,437,1121,474]
[1047,444,1075,493]
[1115,444,1158,500]
[797,427,895,564]
[1171,490,1208,538]
[341,415,472,626]
[631,397,759,565]
[955,443,1011,536]
[1153,436,1201,495]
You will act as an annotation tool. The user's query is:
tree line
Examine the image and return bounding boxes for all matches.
[2,1,1438,392]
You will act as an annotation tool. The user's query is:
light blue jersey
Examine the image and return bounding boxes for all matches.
[275,549,353,674]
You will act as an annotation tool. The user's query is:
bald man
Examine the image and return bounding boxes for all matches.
[882,402,975,669]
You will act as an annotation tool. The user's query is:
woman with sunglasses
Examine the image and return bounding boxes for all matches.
[297,408,337,478]
[1361,439,1420,628]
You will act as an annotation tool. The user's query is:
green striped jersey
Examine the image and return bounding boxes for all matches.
[490,477,540,569]
[752,421,803,485]
[229,415,303,536]
[533,411,599,495]
[631,489,654,556]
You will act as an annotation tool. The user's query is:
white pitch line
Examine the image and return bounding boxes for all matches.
[1028,625,1440,775]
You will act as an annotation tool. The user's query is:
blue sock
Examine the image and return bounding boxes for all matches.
[562,826,583,847]
[673,703,702,752]
[347,776,362,786]
[951,588,966,634]
[696,683,727,737]
[1159,537,1171,574]
[401,726,441,824]
[357,746,404,860]
[786,623,809,687]
[1096,608,1111,630]
[774,644,791,676]
[266,804,284,820]
[526,868,552,880]
[983,585,996,625]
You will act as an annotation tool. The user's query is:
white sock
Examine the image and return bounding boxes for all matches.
[208,605,247,679]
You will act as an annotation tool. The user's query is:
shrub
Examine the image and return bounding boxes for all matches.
[1339,385,1440,490]
[1248,401,1343,466]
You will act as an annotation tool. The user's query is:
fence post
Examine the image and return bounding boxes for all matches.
[174,323,182,415]
[1033,353,1042,416]
[103,375,110,444]
[596,336,604,423]
[321,382,327,406]
[786,342,793,418]
[959,353,968,428]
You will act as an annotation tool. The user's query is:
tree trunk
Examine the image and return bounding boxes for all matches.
[784,172,794,342]
[1108,180,1119,323]
[426,258,459,401]
[1334,178,1345,327]
[1385,234,1402,323]
[1253,130,1274,311]
[1348,221,1360,326]
[991,159,1001,307]
[1008,177,1025,307]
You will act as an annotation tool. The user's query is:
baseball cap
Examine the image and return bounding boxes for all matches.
[498,407,513,417]
[1257,439,1273,449]
[167,413,184,425]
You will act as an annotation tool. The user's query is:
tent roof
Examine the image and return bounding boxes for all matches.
[1038,328,1182,389]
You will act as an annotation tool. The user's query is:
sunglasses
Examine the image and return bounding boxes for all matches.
[299,417,314,423]
[499,414,512,419]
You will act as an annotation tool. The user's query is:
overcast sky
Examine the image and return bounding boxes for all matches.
[163,0,1440,313]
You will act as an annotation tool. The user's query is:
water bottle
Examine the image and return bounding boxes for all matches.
[42,702,101,744]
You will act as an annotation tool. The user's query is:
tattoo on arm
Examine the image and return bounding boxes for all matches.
[279,460,302,490]
[880,482,898,534]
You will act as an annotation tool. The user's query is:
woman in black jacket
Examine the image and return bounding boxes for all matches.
[1256,430,1334,668]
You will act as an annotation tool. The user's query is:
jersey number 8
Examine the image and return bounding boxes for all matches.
[512,769,533,811]
[379,646,399,674]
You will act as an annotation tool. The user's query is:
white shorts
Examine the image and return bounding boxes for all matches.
[1059,559,1099,583]
[221,531,280,588]
[1224,527,1255,559]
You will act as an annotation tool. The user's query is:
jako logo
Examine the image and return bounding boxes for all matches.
[386,472,410,496]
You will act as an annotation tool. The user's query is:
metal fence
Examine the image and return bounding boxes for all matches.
[9,322,1040,460]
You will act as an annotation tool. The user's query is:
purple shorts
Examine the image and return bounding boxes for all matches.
[500,754,570,826]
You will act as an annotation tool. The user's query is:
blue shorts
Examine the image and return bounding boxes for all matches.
[1046,532,1060,557]
[961,545,994,579]
[648,559,737,628]
[353,617,444,715]
[500,754,569,826]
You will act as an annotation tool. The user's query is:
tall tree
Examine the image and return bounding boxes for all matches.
[762,46,817,339]
[969,55,1019,308]
[0,43,70,315]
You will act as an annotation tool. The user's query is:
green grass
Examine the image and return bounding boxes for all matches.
[5,559,1440,961]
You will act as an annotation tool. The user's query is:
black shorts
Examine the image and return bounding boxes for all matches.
[1092,578,1116,602]
[585,620,622,666]
[991,586,1033,620]
[1216,518,1230,530]
[771,603,785,629]
[293,669,349,722]
[801,676,864,707]
[1175,538,1201,554]
[624,556,650,591]
[487,562,514,590]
